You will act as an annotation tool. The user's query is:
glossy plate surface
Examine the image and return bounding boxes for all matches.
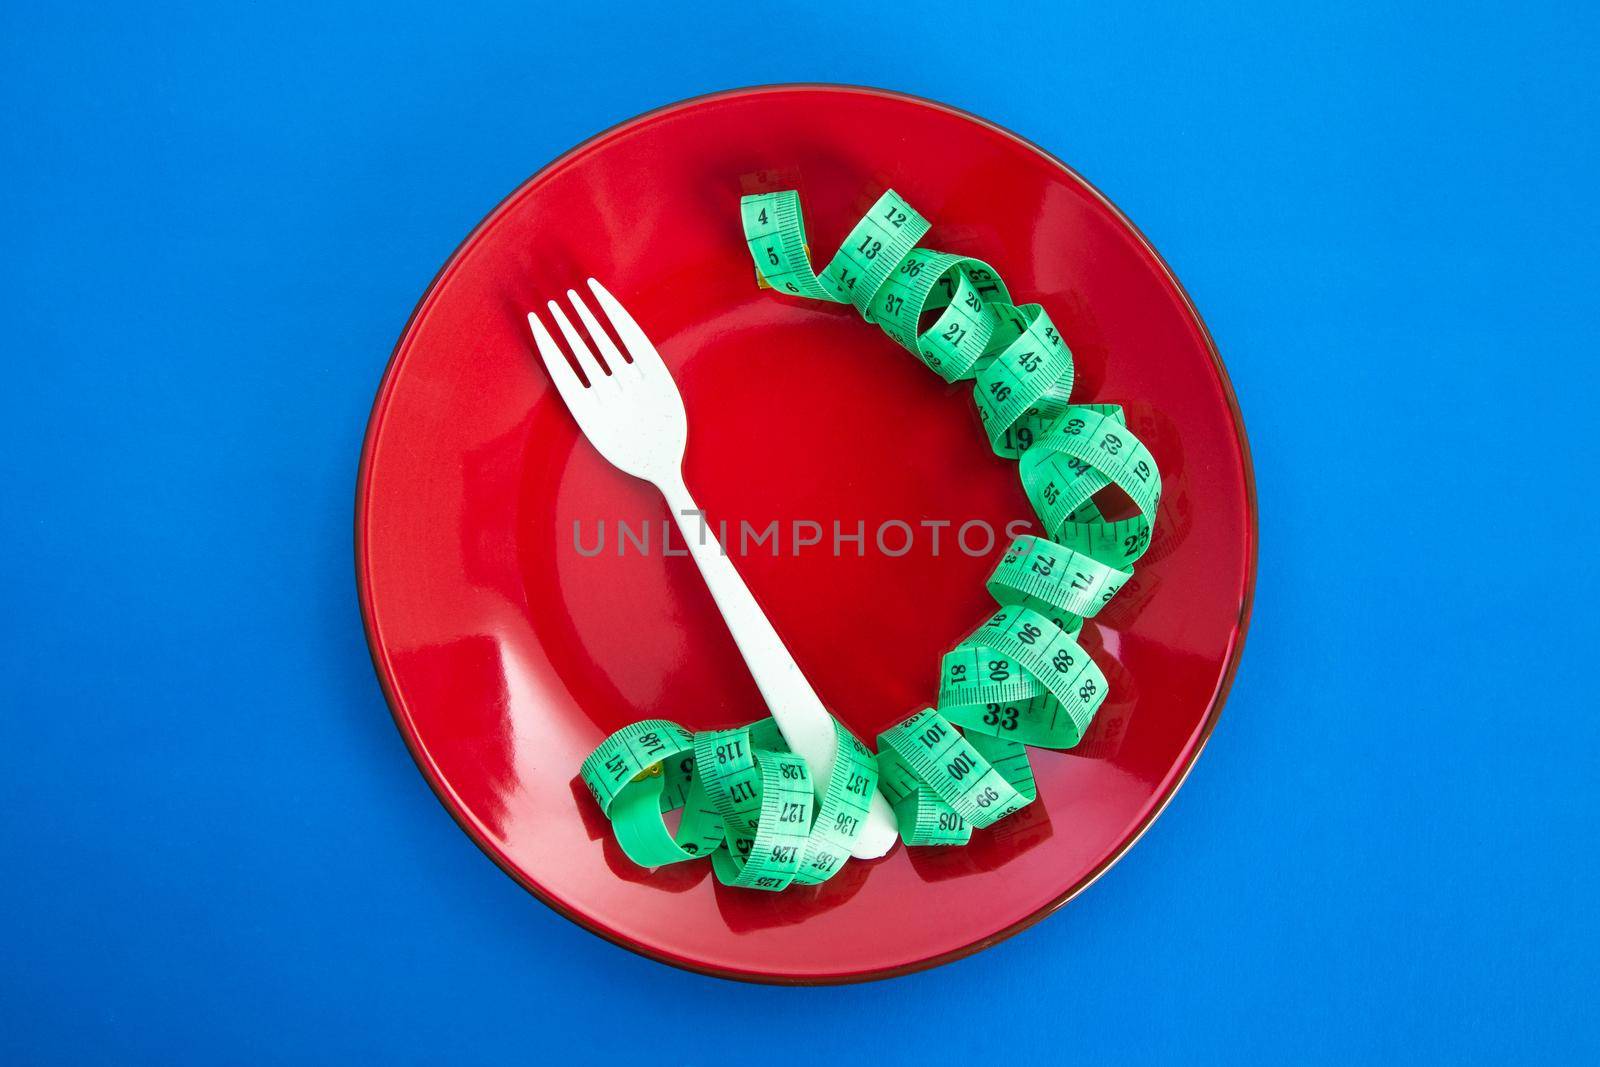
[356,85,1256,983]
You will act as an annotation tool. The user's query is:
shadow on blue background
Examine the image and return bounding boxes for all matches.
[2,2,1595,1062]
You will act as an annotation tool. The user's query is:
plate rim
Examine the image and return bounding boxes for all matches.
[353,82,1259,985]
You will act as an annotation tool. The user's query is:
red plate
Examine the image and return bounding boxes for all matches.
[356,85,1256,983]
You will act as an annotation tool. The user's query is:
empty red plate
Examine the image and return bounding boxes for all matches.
[356,85,1256,982]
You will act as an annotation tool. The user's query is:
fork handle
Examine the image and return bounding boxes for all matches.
[660,476,899,860]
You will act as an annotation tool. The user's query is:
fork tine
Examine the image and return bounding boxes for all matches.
[586,278,665,374]
[567,288,632,374]
[527,311,588,402]
[547,300,608,386]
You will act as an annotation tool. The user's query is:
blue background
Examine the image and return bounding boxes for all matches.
[3,2,1596,1062]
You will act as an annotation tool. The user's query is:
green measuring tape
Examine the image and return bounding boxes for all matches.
[581,715,878,890]
[578,184,1163,889]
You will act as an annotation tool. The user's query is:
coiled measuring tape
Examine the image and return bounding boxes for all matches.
[578,186,1163,888]
[581,715,879,890]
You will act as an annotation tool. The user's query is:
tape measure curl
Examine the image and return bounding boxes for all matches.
[580,185,1163,886]
[581,715,878,891]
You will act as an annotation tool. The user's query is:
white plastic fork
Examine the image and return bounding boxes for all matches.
[528,279,899,860]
